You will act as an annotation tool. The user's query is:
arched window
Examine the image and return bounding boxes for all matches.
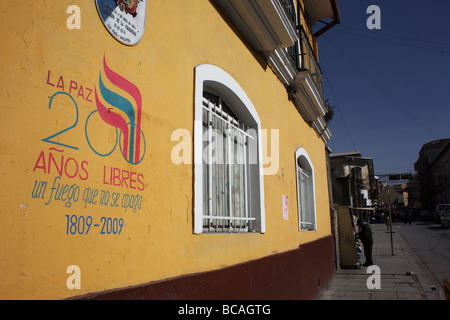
[295,147,316,231]
[194,65,265,234]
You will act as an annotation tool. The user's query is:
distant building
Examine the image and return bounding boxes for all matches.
[329,152,376,208]
[414,139,450,211]
[406,174,421,208]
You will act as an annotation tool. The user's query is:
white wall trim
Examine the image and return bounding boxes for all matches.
[194,64,266,234]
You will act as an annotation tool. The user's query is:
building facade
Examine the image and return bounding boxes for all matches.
[0,0,339,299]
[329,151,376,208]
[415,139,450,213]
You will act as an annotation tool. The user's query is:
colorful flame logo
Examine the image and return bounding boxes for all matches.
[94,55,144,164]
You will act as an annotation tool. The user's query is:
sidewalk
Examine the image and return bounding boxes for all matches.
[316,223,444,300]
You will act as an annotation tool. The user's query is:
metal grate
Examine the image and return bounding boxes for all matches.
[202,95,255,233]
[298,165,315,231]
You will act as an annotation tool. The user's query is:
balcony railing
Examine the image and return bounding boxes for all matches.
[215,0,331,141]
[280,0,297,23]
[298,25,324,100]
[280,0,324,100]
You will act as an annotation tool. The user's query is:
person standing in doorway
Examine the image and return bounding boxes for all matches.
[356,219,374,266]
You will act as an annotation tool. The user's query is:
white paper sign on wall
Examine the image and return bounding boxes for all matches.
[282,195,288,220]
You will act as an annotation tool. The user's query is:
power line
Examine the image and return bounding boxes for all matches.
[333,27,450,54]
[321,61,358,152]
[324,37,439,140]
[338,25,450,47]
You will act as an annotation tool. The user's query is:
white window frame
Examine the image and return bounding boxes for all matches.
[194,64,266,234]
[295,147,317,231]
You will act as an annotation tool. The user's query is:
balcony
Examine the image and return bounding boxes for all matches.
[215,0,298,51]
[281,1,330,141]
[289,25,324,102]
[215,0,340,142]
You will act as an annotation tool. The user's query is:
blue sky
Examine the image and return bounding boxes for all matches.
[318,0,450,176]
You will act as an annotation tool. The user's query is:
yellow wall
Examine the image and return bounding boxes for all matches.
[0,0,330,299]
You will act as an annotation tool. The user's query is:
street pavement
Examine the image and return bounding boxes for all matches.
[316,223,445,300]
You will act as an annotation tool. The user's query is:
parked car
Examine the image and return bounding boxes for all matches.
[440,210,450,227]
[435,204,450,224]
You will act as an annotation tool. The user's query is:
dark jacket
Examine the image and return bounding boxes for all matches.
[358,224,373,245]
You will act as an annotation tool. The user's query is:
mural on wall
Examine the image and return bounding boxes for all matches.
[95,0,147,45]
[91,55,145,165]
[31,55,145,236]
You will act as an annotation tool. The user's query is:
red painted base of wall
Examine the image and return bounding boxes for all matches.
[75,235,336,300]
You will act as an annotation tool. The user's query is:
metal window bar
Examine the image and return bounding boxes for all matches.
[280,0,296,23]
[202,98,253,140]
[280,0,325,101]
[298,166,315,230]
[280,0,302,70]
[202,96,252,233]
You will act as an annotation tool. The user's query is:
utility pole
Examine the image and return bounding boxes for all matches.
[388,188,394,256]
[380,185,399,256]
